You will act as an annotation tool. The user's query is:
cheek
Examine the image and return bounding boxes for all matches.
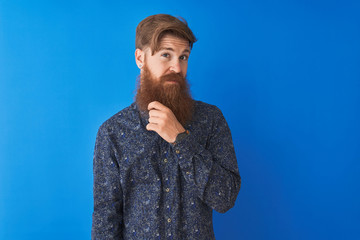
[182,63,188,75]
[155,64,171,77]
[154,66,167,78]
[146,62,163,78]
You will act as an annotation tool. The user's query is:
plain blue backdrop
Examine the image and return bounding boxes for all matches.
[1,0,359,239]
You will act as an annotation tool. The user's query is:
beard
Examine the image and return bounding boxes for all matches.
[135,65,194,126]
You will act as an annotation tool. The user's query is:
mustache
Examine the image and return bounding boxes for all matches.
[135,65,194,125]
[160,72,185,84]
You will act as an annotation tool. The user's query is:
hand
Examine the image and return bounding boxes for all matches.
[146,101,185,143]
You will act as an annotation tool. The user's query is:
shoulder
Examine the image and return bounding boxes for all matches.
[193,100,224,120]
[192,101,233,141]
[97,103,139,136]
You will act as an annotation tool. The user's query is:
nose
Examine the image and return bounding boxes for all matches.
[170,59,182,73]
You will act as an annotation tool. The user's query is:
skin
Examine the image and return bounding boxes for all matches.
[135,34,191,143]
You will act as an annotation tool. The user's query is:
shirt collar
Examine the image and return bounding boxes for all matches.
[132,102,149,128]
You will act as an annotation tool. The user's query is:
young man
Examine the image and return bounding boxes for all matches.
[92,14,241,239]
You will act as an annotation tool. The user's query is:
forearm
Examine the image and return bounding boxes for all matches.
[172,129,241,213]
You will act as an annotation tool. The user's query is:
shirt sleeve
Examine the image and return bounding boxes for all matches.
[171,107,241,213]
[92,125,123,239]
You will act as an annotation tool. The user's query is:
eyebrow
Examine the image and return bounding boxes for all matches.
[159,47,190,54]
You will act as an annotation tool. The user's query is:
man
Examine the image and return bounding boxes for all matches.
[92,14,241,239]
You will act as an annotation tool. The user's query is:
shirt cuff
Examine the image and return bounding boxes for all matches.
[170,131,214,195]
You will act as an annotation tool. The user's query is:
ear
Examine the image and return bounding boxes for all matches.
[135,48,145,69]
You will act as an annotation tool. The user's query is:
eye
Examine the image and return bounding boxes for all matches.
[180,55,188,61]
[161,53,170,58]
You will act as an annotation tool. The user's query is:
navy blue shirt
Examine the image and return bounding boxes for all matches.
[92,101,241,239]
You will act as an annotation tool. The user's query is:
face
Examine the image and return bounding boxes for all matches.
[136,34,191,82]
[135,34,194,125]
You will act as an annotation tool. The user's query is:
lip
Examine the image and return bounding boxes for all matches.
[165,80,178,84]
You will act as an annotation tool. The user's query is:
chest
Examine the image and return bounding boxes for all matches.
[115,122,209,191]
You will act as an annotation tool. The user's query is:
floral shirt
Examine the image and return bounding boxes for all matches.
[92,101,241,239]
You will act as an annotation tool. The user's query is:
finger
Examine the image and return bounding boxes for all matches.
[148,101,168,111]
[148,109,165,118]
[148,116,162,124]
[146,123,159,132]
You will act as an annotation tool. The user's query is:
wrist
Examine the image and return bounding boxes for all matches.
[172,130,189,145]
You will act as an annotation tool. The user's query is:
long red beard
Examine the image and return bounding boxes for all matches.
[135,65,194,126]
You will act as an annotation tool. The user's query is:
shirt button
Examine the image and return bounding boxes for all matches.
[175,150,180,154]
[164,158,168,163]
[186,171,190,175]
[167,218,171,223]
[165,188,170,192]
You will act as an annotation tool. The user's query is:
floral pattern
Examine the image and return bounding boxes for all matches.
[92,101,241,239]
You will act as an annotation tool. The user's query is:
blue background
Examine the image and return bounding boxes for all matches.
[1,0,359,239]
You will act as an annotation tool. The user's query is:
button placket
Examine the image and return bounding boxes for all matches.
[162,143,172,236]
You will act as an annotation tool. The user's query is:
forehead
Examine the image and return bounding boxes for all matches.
[158,34,190,51]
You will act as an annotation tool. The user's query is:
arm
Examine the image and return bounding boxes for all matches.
[172,107,241,213]
[92,126,123,239]
[146,101,241,213]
